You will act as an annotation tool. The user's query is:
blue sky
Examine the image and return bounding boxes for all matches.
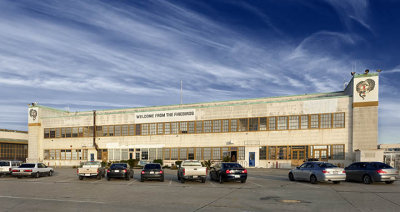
[0,0,399,143]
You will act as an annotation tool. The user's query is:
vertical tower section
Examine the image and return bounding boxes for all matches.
[27,105,41,162]
[352,72,379,151]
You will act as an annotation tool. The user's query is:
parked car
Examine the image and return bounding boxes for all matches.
[288,162,346,184]
[11,163,54,178]
[77,161,105,180]
[140,163,164,182]
[210,162,247,184]
[106,163,134,181]
[345,162,399,184]
[177,160,207,183]
[0,160,22,177]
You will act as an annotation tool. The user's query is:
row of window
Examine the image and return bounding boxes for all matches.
[44,113,345,139]
[0,143,28,161]
[259,144,345,160]
[43,149,88,160]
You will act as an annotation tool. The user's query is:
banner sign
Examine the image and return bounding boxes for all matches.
[134,109,195,124]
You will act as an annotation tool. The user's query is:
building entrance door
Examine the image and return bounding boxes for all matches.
[249,152,255,167]
[291,150,305,166]
[231,151,237,162]
[102,151,108,162]
[314,149,328,161]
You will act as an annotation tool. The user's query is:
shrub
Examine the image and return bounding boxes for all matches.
[153,159,163,165]
[222,156,231,162]
[175,160,182,167]
[201,160,213,169]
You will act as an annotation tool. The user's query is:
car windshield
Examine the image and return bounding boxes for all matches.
[82,161,101,166]
[144,164,161,169]
[223,163,243,168]
[19,164,35,168]
[0,162,10,166]
[183,161,202,166]
[318,163,337,168]
[111,164,127,168]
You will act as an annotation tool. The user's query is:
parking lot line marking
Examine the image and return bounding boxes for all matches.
[209,182,216,187]
[0,195,105,204]
[128,180,137,185]
[249,181,263,187]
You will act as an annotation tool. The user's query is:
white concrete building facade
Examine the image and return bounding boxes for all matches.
[27,72,381,168]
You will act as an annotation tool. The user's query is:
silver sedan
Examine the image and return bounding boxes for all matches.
[289,162,346,184]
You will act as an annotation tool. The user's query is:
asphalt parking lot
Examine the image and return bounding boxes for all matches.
[0,168,399,212]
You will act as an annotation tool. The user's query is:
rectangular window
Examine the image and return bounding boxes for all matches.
[115,126,121,136]
[260,118,267,131]
[259,146,267,160]
[141,124,149,135]
[171,148,178,160]
[50,129,56,138]
[88,127,94,136]
[102,126,108,136]
[44,129,50,138]
[320,114,332,128]
[164,148,170,160]
[333,113,345,128]
[109,126,114,136]
[204,121,212,133]
[195,148,202,160]
[72,150,77,160]
[268,117,276,130]
[203,148,211,160]
[44,150,50,160]
[301,115,309,129]
[212,148,221,160]
[95,126,102,137]
[164,123,170,134]
[149,124,156,135]
[61,150,66,160]
[188,121,195,134]
[230,119,238,132]
[180,122,188,134]
[249,118,258,131]
[213,120,221,133]
[149,148,156,160]
[72,128,78,137]
[56,150,60,160]
[83,127,89,137]
[78,128,83,137]
[289,116,299,130]
[195,121,202,133]
[129,125,135,136]
[238,147,245,160]
[66,128,72,138]
[278,146,287,159]
[222,120,229,132]
[179,148,187,160]
[310,114,319,128]
[135,124,141,135]
[61,128,66,138]
[277,117,288,130]
[171,122,178,134]
[332,145,345,160]
[50,150,55,160]
[157,123,164,135]
[268,146,276,159]
[66,150,72,160]
[122,125,128,136]
[239,118,248,132]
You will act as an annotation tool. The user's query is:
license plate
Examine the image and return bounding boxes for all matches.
[333,171,338,174]
[193,176,198,178]
[390,177,395,180]
[150,171,154,174]
[85,174,90,176]
[115,170,119,173]
[235,175,240,178]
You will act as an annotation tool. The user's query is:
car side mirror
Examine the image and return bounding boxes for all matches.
[296,166,300,169]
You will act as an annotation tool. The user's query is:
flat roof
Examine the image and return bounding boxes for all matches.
[0,129,28,134]
[0,138,28,145]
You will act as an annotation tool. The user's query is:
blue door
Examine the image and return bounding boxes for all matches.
[90,153,95,161]
[249,152,255,167]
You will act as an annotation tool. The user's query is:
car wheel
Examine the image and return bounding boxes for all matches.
[385,181,394,184]
[289,173,295,181]
[180,177,185,184]
[17,176,22,179]
[201,178,206,183]
[177,174,181,181]
[160,177,164,182]
[241,179,246,183]
[107,177,110,181]
[219,175,223,184]
[79,176,83,180]
[48,171,53,176]
[35,172,40,178]
[126,176,130,181]
[140,177,144,182]
[97,174,102,180]
[363,175,372,184]
[333,181,340,184]
[310,175,317,184]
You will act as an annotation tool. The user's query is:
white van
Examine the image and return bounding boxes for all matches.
[0,161,22,176]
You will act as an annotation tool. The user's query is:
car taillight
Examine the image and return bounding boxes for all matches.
[377,169,387,174]
[242,169,247,174]
[97,169,99,174]
[226,170,231,174]
[159,170,163,174]
[107,169,110,173]
[123,169,127,173]
[12,170,19,172]
[322,170,328,174]
[183,168,185,176]
[24,169,32,172]
[141,171,145,174]
[9,168,12,171]
[77,169,79,174]
[342,171,346,174]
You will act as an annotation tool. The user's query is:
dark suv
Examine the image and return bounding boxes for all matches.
[106,163,134,181]
[345,162,398,184]
[141,163,164,182]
